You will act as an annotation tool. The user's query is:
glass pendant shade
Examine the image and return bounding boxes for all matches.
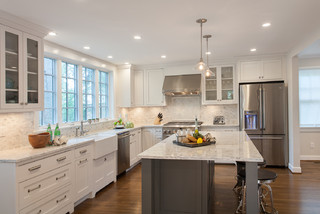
[205,68,214,77]
[195,58,207,71]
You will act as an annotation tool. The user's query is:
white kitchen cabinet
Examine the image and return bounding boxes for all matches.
[144,69,165,106]
[239,59,283,82]
[116,65,134,107]
[0,149,74,214]
[0,24,44,112]
[134,70,144,106]
[142,127,163,151]
[202,65,236,105]
[74,145,93,202]
[130,129,142,166]
[92,135,117,196]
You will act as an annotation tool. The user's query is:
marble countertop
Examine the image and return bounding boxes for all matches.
[138,131,263,162]
[0,124,162,164]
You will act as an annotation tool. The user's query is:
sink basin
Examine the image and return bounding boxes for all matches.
[89,133,117,159]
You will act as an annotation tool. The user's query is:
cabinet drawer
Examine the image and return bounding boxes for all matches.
[19,164,72,209]
[20,185,72,214]
[17,150,73,182]
[74,145,92,159]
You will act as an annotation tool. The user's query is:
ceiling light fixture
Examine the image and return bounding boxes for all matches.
[250,48,257,52]
[206,51,211,55]
[102,64,106,68]
[48,32,57,36]
[81,58,86,62]
[195,18,208,72]
[83,46,90,50]
[161,55,166,59]
[107,56,113,59]
[134,35,142,40]
[124,62,129,65]
[203,35,214,77]
[262,22,271,28]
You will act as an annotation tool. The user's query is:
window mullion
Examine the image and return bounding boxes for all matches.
[79,65,83,121]
[56,60,63,124]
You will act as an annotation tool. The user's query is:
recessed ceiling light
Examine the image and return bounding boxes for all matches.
[53,49,59,54]
[206,51,211,55]
[250,48,257,52]
[83,46,90,50]
[81,58,86,62]
[48,32,57,36]
[107,56,113,59]
[161,55,166,59]
[134,35,142,40]
[124,62,129,65]
[262,22,271,28]
[102,64,106,68]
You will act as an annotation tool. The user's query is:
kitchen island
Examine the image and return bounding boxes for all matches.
[138,131,263,214]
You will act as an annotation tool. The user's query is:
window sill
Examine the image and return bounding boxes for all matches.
[300,127,320,133]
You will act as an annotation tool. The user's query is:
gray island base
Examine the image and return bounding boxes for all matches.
[139,131,263,214]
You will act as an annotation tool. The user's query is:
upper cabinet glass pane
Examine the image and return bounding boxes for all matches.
[221,66,233,79]
[5,31,19,104]
[27,38,39,104]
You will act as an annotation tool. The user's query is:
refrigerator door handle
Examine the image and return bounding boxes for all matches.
[262,88,266,130]
[259,87,263,130]
[249,136,284,140]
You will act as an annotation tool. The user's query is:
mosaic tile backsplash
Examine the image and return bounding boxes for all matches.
[119,96,239,125]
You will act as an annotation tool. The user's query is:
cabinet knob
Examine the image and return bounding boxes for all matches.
[25,102,28,105]
[20,103,24,105]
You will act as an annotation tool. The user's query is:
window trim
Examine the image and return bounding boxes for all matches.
[39,57,57,126]
[299,66,320,128]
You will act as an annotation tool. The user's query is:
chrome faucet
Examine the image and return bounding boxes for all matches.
[80,120,89,136]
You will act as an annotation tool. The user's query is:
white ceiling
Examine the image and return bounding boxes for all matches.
[1,0,320,65]
[299,39,320,58]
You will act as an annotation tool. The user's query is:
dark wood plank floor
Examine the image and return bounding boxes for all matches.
[74,161,320,214]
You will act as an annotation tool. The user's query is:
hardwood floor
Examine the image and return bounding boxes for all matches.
[74,161,320,214]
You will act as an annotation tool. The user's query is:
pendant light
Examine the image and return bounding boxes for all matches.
[195,18,207,72]
[203,34,214,77]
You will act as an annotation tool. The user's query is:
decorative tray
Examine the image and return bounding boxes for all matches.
[114,125,125,129]
[173,138,216,148]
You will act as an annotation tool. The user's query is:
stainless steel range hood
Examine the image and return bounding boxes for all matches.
[162,74,201,96]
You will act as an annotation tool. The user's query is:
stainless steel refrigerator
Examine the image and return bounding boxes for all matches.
[239,82,288,166]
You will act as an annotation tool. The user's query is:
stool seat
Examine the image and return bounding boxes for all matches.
[238,168,277,181]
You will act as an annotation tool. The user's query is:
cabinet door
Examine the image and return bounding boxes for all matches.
[75,156,91,202]
[203,67,218,103]
[142,129,154,151]
[0,26,24,109]
[130,139,136,166]
[145,69,164,106]
[23,33,43,109]
[220,66,235,102]
[134,70,144,106]
[136,130,142,161]
[93,155,107,193]
[240,61,262,82]
[262,60,282,80]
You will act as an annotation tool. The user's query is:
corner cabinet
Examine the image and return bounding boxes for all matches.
[202,65,236,104]
[0,24,44,112]
[144,69,165,106]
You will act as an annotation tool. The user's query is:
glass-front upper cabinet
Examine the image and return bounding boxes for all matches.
[0,25,42,110]
[205,67,217,101]
[202,65,236,104]
[25,35,41,105]
[1,27,23,108]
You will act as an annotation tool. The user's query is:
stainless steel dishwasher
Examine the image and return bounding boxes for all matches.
[117,132,130,175]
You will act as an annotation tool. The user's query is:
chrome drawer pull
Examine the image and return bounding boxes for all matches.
[37,210,42,214]
[79,149,87,154]
[104,157,107,161]
[79,158,88,164]
[56,173,66,181]
[56,195,67,203]
[56,156,67,162]
[28,165,41,172]
[28,184,41,193]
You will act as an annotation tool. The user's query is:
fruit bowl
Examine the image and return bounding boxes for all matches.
[28,132,50,148]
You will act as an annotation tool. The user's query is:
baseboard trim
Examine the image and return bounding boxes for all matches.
[300,155,320,160]
[288,163,302,173]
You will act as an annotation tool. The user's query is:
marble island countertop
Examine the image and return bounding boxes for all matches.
[138,131,263,163]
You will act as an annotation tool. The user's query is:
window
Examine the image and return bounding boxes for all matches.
[39,57,56,126]
[299,68,320,127]
[99,71,109,118]
[82,67,95,120]
[62,62,78,122]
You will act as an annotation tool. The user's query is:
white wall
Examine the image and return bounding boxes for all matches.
[299,57,320,160]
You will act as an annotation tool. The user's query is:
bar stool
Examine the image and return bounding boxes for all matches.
[234,161,278,214]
